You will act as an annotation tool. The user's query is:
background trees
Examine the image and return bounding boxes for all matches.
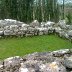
[0,0,60,23]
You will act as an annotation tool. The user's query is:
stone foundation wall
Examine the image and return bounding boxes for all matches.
[0,19,72,42]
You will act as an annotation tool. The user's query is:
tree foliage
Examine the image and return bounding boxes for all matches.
[66,12,72,24]
[0,0,60,23]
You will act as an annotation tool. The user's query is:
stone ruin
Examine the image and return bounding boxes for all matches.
[0,49,72,72]
[0,19,72,72]
[0,19,72,42]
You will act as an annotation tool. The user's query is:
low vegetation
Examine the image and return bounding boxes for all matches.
[0,35,72,60]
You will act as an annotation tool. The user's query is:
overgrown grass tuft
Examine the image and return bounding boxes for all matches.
[0,35,72,60]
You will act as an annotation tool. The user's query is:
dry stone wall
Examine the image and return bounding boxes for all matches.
[0,19,72,42]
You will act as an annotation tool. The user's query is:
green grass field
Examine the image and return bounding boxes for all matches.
[0,35,72,60]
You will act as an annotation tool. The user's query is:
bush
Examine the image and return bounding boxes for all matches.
[66,12,72,25]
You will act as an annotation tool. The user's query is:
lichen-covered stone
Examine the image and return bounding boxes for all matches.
[0,49,72,72]
[64,55,72,68]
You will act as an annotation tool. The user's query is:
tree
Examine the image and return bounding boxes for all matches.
[66,12,72,25]
[0,0,60,23]
[0,0,5,19]
[63,0,65,19]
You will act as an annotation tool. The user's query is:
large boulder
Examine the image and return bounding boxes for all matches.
[40,62,67,72]
[64,55,72,68]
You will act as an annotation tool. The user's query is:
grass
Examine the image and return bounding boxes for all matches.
[0,35,72,60]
